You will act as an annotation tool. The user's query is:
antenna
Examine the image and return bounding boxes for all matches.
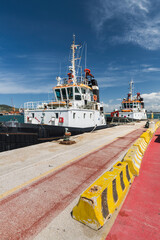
[59,62,61,77]
[85,42,87,70]
[76,43,84,77]
[73,33,75,43]
[130,79,134,101]
[70,34,80,84]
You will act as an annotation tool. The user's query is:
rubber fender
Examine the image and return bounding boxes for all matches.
[71,162,132,230]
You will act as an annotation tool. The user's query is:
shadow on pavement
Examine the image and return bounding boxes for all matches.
[155,134,160,143]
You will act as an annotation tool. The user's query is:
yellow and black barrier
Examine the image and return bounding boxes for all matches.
[123,146,143,176]
[133,138,148,154]
[155,121,160,130]
[140,131,151,144]
[146,128,154,139]
[72,125,157,230]
[71,161,134,230]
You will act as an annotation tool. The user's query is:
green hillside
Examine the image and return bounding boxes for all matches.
[0,104,18,112]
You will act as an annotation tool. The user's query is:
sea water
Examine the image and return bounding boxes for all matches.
[147,113,160,119]
[0,115,24,123]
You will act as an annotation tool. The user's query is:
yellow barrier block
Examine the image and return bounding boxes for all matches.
[133,138,148,154]
[155,121,160,129]
[140,132,150,144]
[123,147,143,176]
[71,162,133,230]
[146,128,154,138]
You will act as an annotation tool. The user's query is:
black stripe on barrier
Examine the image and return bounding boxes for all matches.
[112,179,118,203]
[120,171,125,191]
[101,188,109,219]
[126,165,131,182]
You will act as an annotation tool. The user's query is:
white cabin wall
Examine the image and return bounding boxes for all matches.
[24,108,106,128]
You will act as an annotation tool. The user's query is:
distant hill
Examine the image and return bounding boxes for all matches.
[0,104,18,112]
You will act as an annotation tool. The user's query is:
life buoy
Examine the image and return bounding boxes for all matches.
[93,95,97,101]
[59,117,64,123]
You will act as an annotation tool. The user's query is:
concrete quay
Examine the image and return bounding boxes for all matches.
[0,122,145,240]
[106,126,160,240]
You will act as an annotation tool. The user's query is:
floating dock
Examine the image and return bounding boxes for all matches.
[0,122,159,239]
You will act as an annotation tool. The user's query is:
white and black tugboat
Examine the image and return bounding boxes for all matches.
[0,36,109,151]
[111,80,147,120]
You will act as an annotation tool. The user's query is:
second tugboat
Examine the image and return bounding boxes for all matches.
[111,80,147,120]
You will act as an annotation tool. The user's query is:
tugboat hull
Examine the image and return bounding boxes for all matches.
[0,121,110,152]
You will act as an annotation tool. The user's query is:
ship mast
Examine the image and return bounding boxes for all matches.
[129,79,134,101]
[70,34,79,84]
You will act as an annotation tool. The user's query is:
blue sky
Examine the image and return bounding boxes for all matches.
[0,0,160,111]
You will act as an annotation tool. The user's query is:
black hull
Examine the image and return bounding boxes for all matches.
[0,121,113,152]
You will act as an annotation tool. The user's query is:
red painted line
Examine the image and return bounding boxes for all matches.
[106,128,160,240]
[0,128,144,240]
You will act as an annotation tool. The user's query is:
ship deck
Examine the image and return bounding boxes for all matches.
[0,121,155,240]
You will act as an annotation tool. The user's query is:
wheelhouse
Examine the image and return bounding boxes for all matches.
[122,101,144,110]
[53,85,93,103]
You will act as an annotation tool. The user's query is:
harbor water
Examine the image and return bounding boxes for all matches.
[0,115,24,123]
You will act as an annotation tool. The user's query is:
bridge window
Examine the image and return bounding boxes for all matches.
[67,87,73,99]
[81,88,86,94]
[62,88,67,100]
[75,95,81,100]
[75,87,80,93]
[55,89,61,101]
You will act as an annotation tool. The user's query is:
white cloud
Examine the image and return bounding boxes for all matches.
[123,16,160,50]
[142,67,160,72]
[0,79,53,94]
[103,91,160,113]
[142,92,160,102]
[91,0,150,31]
[0,53,60,94]
[103,103,120,113]
[91,0,160,50]
[142,92,160,111]
[0,71,55,94]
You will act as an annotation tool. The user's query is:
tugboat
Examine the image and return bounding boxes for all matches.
[24,35,106,129]
[111,80,147,120]
[0,36,108,151]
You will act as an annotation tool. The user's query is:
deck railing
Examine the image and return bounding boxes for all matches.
[24,100,54,110]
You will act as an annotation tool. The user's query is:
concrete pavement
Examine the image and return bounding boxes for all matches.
[0,122,145,239]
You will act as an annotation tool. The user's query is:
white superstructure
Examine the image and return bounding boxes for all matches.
[24,36,106,128]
